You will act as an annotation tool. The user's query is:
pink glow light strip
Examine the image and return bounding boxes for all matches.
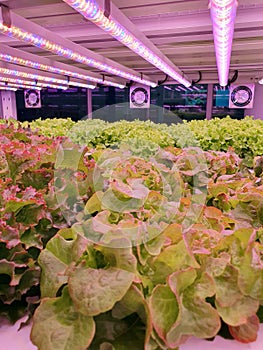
[210,0,237,86]
[0,24,156,87]
[0,76,68,90]
[0,53,125,89]
[0,81,42,90]
[0,86,17,91]
[62,0,191,87]
[0,66,68,85]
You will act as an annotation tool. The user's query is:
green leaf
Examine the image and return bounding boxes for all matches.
[31,287,95,350]
[84,191,103,214]
[101,188,145,213]
[237,244,263,300]
[96,240,137,273]
[214,265,243,308]
[166,270,220,348]
[149,284,179,341]
[215,296,259,326]
[151,241,199,283]
[68,265,134,316]
[38,229,87,297]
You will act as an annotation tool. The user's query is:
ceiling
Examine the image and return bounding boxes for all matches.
[0,0,263,87]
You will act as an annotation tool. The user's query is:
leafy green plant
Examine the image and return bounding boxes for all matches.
[27,118,75,137]
[30,146,263,350]
[0,123,69,321]
[187,116,263,165]
[66,119,108,146]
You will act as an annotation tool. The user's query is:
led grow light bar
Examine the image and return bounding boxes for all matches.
[0,67,68,85]
[0,76,68,90]
[0,52,125,89]
[0,65,96,89]
[0,11,156,88]
[0,81,42,90]
[0,86,17,91]
[210,0,237,86]
[62,0,191,87]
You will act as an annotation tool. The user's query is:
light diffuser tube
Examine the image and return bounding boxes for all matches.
[0,86,17,91]
[63,0,191,87]
[0,23,156,87]
[0,53,125,89]
[0,76,68,90]
[210,0,237,86]
[0,67,68,85]
[0,81,42,90]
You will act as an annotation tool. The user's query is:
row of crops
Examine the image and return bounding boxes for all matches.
[2,115,263,164]
[0,117,262,350]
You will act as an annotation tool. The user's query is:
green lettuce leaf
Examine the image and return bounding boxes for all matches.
[68,264,134,316]
[31,286,95,350]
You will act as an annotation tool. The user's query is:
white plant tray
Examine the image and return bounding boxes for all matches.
[0,316,262,350]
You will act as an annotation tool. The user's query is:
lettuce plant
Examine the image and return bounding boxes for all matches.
[30,146,263,350]
[0,124,69,321]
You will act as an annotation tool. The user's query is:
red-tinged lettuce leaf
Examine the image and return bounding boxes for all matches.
[16,267,41,296]
[228,314,259,343]
[237,242,263,300]
[84,191,103,214]
[38,229,89,297]
[214,265,244,308]
[144,234,166,257]
[55,140,87,171]
[74,211,164,248]
[208,182,229,197]
[205,253,231,277]
[0,259,15,281]
[215,296,259,327]
[31,286,95,350]
[183,225,223,255]
[230,192,263,227]
[95,239,137,273]
[150,241,199,284]
[213,264,260,326]
[162,223,182,245]
[0,221,20,248]
[52,168,87,225]
[149,284,179,342]
[101,186,147,213]
[166,270,220,348]
[68,264,134,316]
[20,168,54,191]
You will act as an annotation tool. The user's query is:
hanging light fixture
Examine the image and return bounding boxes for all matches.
[62,0,191,87]
[0,52,125,89]
[0,81,42,90]
[0,66,96,89]
[0,76,68,90]
[0,6,156,87]
[0,86,17,91]
[209,0,238,86]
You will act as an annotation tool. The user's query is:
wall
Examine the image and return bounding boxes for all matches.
[245,84,263,119]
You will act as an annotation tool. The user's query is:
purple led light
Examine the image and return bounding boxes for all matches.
[210,0,237,86]
[63,0,191,87]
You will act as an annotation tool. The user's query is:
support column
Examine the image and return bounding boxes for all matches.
[206,84,214,120]
[156,86,164,123]
[87,88,92,119]
[0,90,17,120]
